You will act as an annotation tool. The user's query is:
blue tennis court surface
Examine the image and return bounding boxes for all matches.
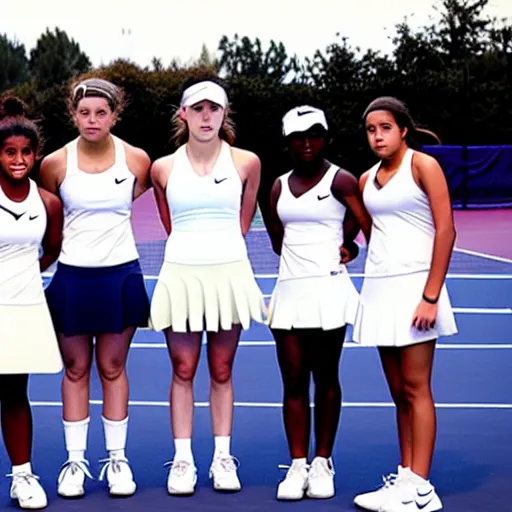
[1,229,511,511]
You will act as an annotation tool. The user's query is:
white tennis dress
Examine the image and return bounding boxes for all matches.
[150,142,265,333]
[352,148,458,347]
[268,164,359,331]
[0,179,62,374]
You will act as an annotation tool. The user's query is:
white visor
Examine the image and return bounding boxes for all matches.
[282,106,328,136]
[181,81,228,108]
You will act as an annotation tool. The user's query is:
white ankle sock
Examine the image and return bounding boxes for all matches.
[63,417,90,462]
[12,462,32,475]
[213,436,231,458]
[102,416,128,459]
[291,458,307,467]
[174,438,193,463]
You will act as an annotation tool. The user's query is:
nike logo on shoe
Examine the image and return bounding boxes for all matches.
[317,194,330,201]
[297,110,314,116]
[0,204,25,220]
[115,178,128,184]
[29,215,39,221]
[416,488,435,509]
[215,178,227,184]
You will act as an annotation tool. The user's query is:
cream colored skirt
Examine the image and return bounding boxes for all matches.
[149,259,266,332]
[0,302,63,374]
[352,271,458,347]
[268,272,360,331]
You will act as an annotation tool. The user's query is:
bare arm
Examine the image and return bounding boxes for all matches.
[150,157,172,236]
[266,178,284,255]
[125,143,152,200]
[331,168,372,244]
[415,153,456,301]
[236,151,261,236]
[38,188,64,272]
[39,149,67,196]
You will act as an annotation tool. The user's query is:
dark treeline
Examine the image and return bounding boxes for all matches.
[1,0,511,210]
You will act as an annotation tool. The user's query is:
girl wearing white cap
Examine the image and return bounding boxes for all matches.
[0,96,63,510]
[265,105,372,501]
[39,77,151,499]
[150,78,265,495]
[352,97,457,512]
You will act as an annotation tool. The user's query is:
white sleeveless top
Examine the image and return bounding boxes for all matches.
[277,164,347,280]
[58,135,139,267]
[0,179,47,305]
[363,148,435,277]
[164,142,247,265]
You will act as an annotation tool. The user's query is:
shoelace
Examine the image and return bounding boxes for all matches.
[278,463,309,480]
[209,456,240,477]
[378,472,399,490]
[57,460,93,484]
[98,457,130,481]
[163,460,194,478]
[6,471,40,488]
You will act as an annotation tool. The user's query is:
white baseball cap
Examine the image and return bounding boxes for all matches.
[180,81,228,108]
[282,106,328,136]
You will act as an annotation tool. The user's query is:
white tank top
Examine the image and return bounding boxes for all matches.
[363,148,435,277]
[164,142,248,265]
[58,135,139,267]
[276,164,347,280]
[0,179,47,305]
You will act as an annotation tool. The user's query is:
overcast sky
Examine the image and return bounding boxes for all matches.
[2,0,511,68]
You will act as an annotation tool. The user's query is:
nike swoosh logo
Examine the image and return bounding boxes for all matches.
[417,489,434,498]
[297,110,314,116]
[215,178,227,184]
[115,178,128,184]
[416,497,434,510]
[29,215,39,221]
[0,203,26,220]
[317,194,330,201]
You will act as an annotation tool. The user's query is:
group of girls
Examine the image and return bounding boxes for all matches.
[0,75,456,512]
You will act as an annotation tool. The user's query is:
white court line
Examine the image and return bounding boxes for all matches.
[130,342,512,349]
[29,400,512,409]
[253,273,512,280]
[454,247,512,265]
[41,272,512,280]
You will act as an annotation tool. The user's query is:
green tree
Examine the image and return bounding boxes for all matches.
[0,34,29,92]
[29,28,91,88]
[218,34,300,81]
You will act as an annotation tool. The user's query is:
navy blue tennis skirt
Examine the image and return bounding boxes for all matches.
[45,259,150,336]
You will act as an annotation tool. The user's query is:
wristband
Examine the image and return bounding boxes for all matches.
[422,293,439,305]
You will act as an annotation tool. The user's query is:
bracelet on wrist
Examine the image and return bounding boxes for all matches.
[422,293,439,305]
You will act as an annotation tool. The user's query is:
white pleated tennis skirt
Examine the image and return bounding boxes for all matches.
[352,271,458,347]
[268,271,359,331]
[0,302,63,374]
[149,259,266,333]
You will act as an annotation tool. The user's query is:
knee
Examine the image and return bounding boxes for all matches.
[172,359,197,384]
[283,374,310,400]
[389,385,407,406]
[210,363,232,386]
[313,370,340,395]
[403,380,432,404]
[97,355,126,382]
[64,357,92,384]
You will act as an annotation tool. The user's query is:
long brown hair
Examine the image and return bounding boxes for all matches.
[362,96,440,149]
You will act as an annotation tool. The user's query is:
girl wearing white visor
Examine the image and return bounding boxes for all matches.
[265,106,371,501]
[150,79,265,495]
